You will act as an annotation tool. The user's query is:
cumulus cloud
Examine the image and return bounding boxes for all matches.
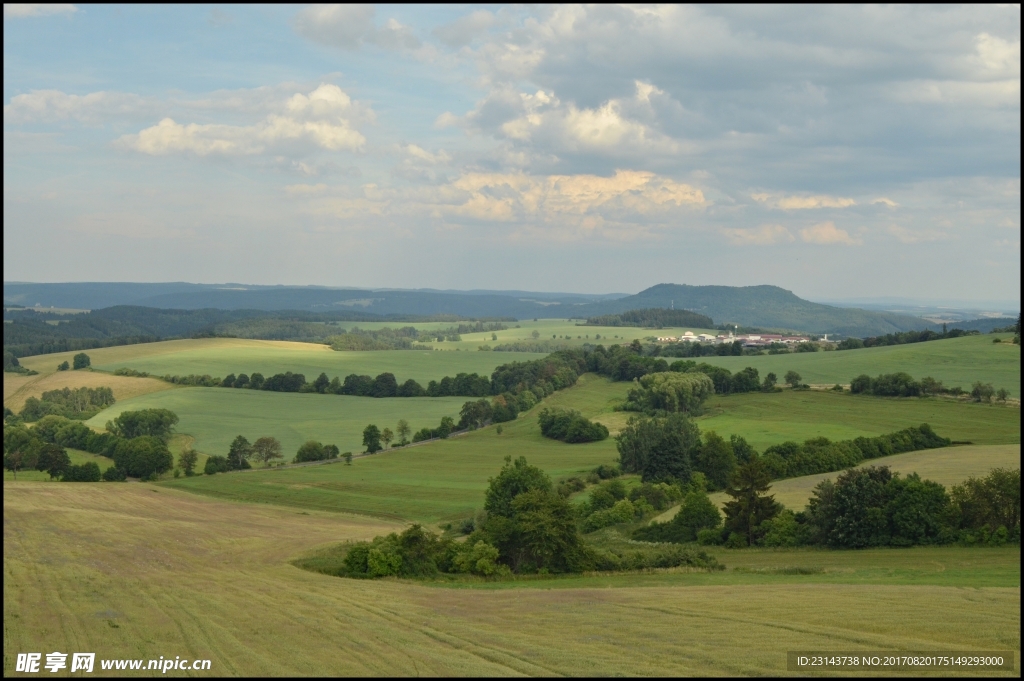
[872,197,899,207]
[293,4,419,51]
[4,4,76,17]
[117,84,367,156]
[295,169,705,241]
[721,224,794,245]
[800,221,860,245]
[752,193,857,210]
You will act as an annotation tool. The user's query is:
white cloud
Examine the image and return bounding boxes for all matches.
[722,224,794,245]
[800,221,860,245]
[872,197,899,207]
[293,4,419,51]
[295,170,705,241]
[4,4,76,17]
[3,90,152,124]
[752,193,857,210]
[117,84,367,156]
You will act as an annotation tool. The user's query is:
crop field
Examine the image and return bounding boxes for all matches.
[695,333,1020,397]
[4,483,1018,676]
[85,389,471,463]
[3,368,174,413]
[62,339,547,385]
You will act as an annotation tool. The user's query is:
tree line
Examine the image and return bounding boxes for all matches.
[583,308,714,329]
[838,326,979,350]
[850,371,1012,402]
[637,462,1019,549]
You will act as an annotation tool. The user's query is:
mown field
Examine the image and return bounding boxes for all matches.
[696,333,1020,396]
[4,483,1019,676]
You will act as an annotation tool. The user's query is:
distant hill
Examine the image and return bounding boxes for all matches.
[569,284,935,336]
[2,282,623,318]
[4,281,941,337]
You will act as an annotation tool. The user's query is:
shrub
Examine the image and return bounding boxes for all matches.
[102,466,127,482]
[204,455,232,474]
[632,490,720,543]
[582,498,638,532]
[62,461,101,482]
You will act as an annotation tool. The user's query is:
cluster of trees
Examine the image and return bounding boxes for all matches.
[537,408,609,443]
[579,478,683,533]
[617,416,747,490]
[838,327,978,350]
[3,408,179,482]
[17,386,115,423]
[851,372,1011,402]
[328,326,433,351]
[583,308,714,329]
[633,461,1020,549]
[621,371,715,414]
[616,408,951,492]
[332,457,722,579]
[759,425,950,479]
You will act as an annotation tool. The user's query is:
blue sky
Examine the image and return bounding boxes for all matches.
[3,4,1020,303]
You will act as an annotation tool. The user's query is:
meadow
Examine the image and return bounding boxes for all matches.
[695,333,1020,396]
[86,389,470,464]
[154,374,1019,526]
[4,483,1018,676]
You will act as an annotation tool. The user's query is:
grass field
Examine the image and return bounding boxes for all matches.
[85,389,471,462]
[4,483,1019,676]
[17,338,548,386]
[149,374,1018,526]
[3,368,174,413]
[695,333,1020,397]
[2,448,115,482]
[652,444,1021,520]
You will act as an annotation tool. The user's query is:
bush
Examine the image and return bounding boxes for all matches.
[582,498,639,532]
[112,436,174,479]
[204,455,232,475]
[102,465,127,481]
[632,490,720,543]
[62,461,102,482]
[538,408,609,443]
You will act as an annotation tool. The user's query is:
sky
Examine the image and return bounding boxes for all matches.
[3,4,1020,303]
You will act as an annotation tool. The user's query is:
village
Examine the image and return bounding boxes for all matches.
[654,330,821,348]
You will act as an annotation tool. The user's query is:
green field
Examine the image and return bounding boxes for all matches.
[86,389,471,462]
[18,338,548,385]
[695,333,1020,396]
[4,483,1019,676]
[151,374,1019,526]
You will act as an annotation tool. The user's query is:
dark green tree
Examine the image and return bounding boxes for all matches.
[783,370,802,389]
[695,431,737,490]
[228,435,253,469]
[722,458,781,546]
[179,448,198,476]
[313,372,330,393]
[362,424,382,453]
[72,352,91,369]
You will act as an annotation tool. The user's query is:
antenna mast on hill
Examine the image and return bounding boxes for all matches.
[671,299,674,310]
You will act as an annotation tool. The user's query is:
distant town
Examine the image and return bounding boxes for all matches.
[654,331,817,348]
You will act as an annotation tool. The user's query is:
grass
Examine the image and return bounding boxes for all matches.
[2,448,115,482]
[147,374,1018,527]
[652,444,1021,520]
[2,368,174,413]
[693,333,1020,396]
[85,389,471,462]
[4,483,1019,676]
[693,389,1021,451]
[17,338,549,386]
